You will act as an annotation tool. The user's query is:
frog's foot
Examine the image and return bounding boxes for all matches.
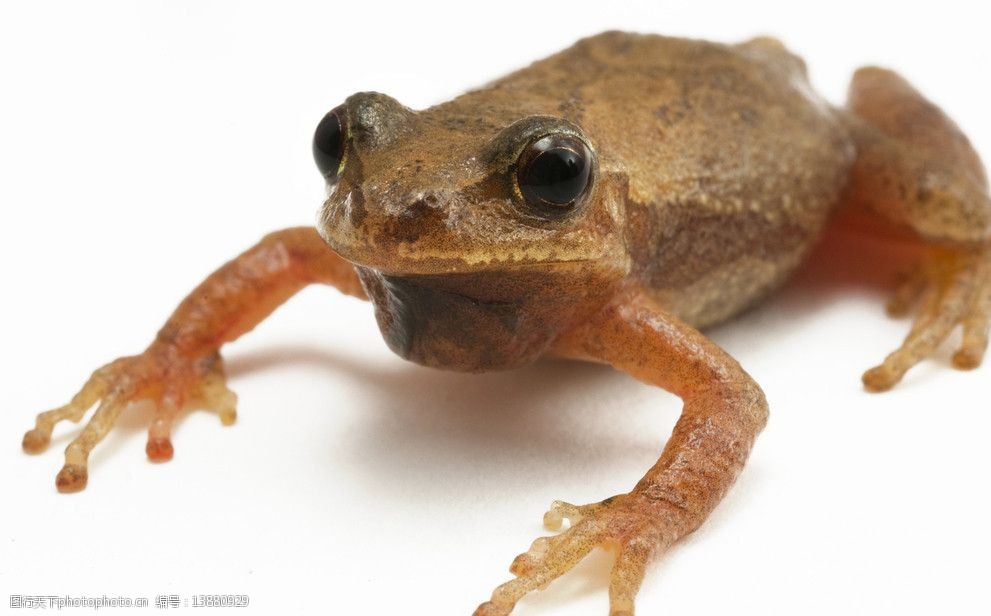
[474,494,695,616]
[863,247,991,391]
[22,345,237,492]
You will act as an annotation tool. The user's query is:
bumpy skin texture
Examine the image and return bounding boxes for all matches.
[23,32,991,615]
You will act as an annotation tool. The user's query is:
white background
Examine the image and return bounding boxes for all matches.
[2,1,990,614]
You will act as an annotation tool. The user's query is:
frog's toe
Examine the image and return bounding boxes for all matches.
[864,248,991,391]
[475,520,604,616]
[22,369,109,455]
[56,389,132,492]
[144,358,237,463]
[146,395,180,463]
[951,274,991,369]
[475,494,688,616]
[541,499,602,530]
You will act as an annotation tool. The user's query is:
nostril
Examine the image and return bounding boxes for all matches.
[389,195,446,244]
[402,194,440,219]
[403,198,433,220]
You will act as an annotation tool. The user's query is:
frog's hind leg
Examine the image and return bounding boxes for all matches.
[841,67,991,390]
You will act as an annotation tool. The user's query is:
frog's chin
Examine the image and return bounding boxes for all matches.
[351,266,555,372]
[350,260,624,372]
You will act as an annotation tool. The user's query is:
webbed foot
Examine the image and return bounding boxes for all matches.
[474,494,696,615]
[863,246,991,391]
[22,343,237,492]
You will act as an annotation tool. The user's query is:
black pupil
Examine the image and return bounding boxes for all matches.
[518,136,590,209]
[313,109,344,179]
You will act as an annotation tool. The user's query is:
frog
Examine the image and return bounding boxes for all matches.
[21,31,991,616]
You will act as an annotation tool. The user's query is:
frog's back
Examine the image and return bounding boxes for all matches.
[457,32,857,327]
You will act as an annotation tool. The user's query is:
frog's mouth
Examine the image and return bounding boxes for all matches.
[317,188,626,277]
[320,223,602,277]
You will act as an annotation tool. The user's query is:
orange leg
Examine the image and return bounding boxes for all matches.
[22,227,365,492]
[841,67,991,389]
[475,292,768,616]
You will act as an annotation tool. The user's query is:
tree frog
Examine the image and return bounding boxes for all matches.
[21,32,991,616]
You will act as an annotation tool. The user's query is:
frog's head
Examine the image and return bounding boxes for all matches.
[315,92,630,370]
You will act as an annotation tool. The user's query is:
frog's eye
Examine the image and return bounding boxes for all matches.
[515,134,593,218]
[313,105,347,181]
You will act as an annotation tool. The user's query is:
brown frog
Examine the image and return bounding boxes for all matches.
[22,32,991,616]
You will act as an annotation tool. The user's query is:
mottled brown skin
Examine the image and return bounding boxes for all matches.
[22,32,991,615]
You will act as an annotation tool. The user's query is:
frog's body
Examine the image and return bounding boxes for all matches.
[490,33,857,328]
[23,32,991,616]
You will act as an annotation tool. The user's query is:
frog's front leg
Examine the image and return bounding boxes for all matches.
[841,67,991,390]
[475,292,768,616]
[22,226,365,492]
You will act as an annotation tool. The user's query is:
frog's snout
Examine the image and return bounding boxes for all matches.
[317,184,470,276]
